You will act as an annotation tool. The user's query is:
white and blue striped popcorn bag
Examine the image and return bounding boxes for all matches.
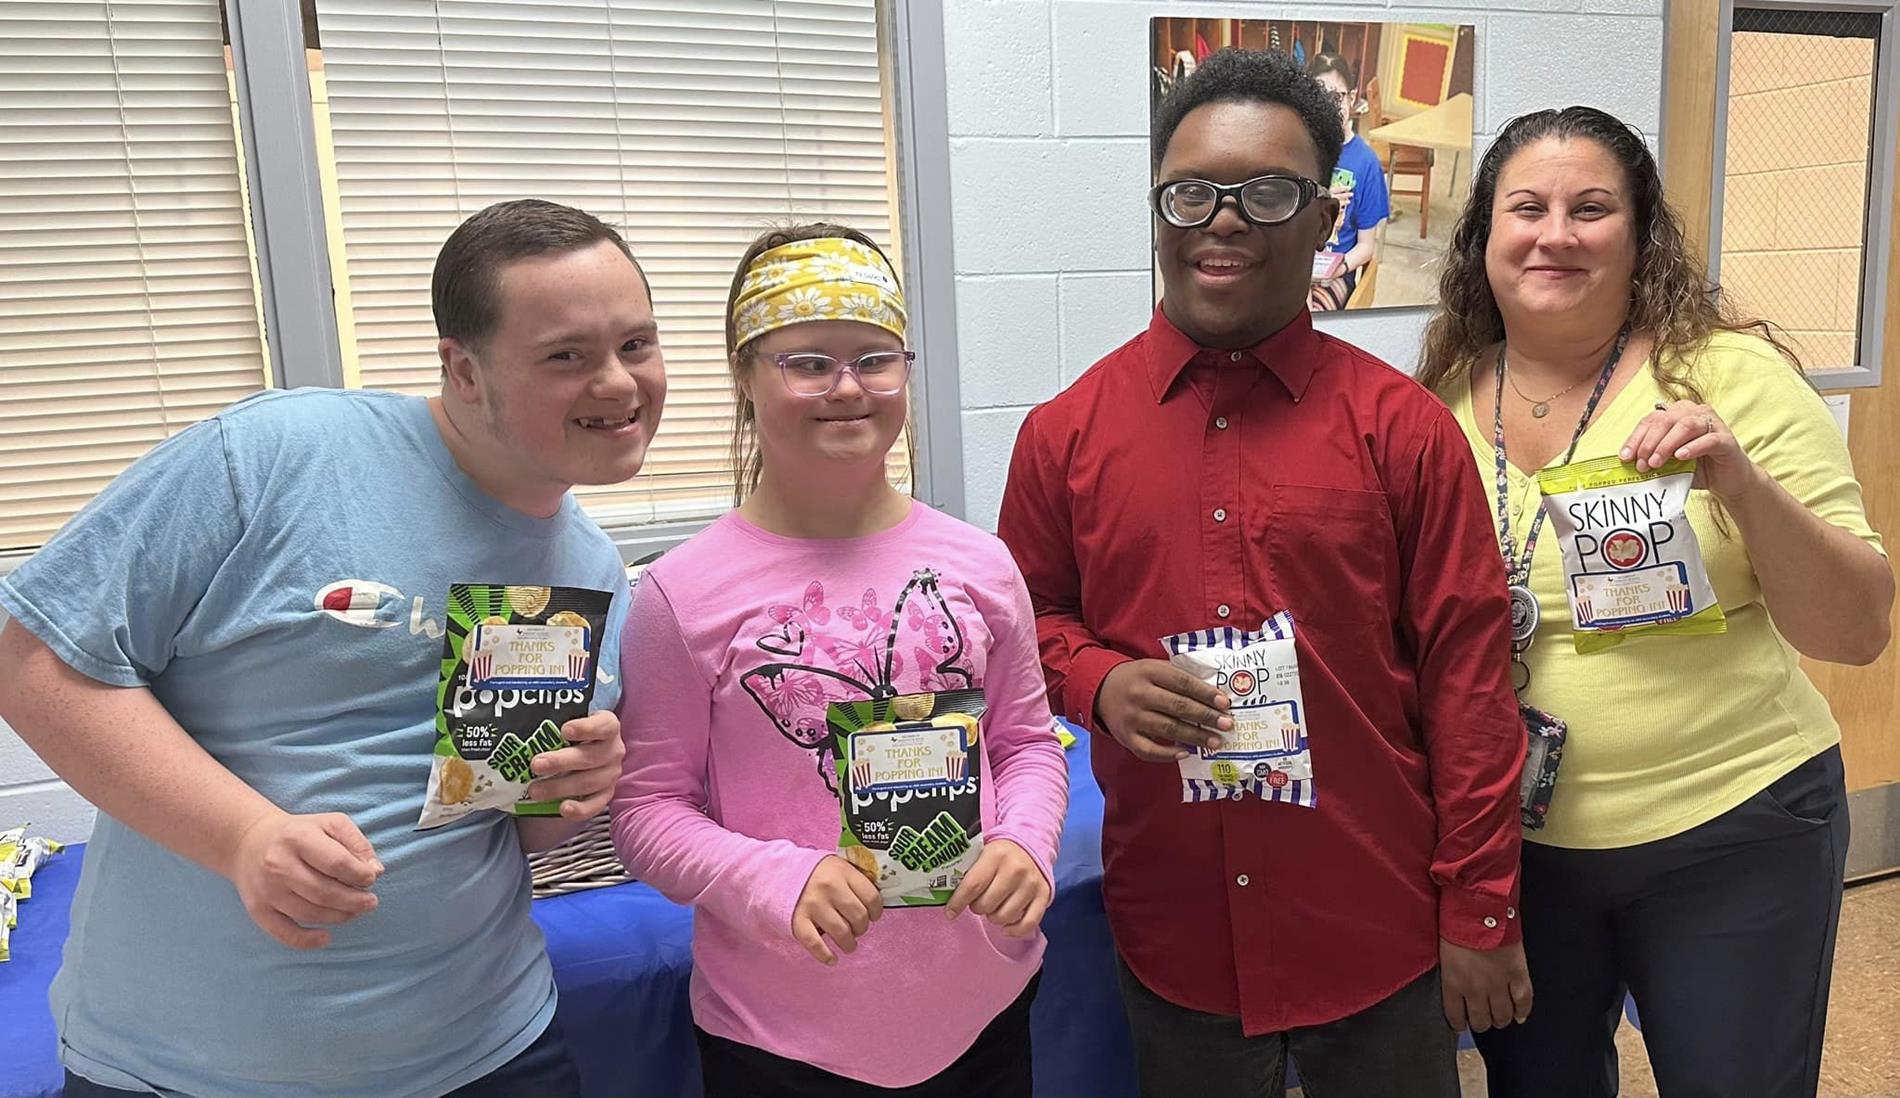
[1159,611,1314,807]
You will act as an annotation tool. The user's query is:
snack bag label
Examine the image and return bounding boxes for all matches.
[1536,456,1727,653]
[466,622,592,690]
[829,689,986,907]
[1161,612,1315,807]
[416,584,613,830]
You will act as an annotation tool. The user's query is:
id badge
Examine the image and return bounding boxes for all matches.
[1519,701,1568,830]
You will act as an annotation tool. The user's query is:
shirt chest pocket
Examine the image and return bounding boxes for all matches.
[1261,484,1398,627]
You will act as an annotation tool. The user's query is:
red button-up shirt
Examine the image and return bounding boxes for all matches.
[998,307,1523,1033]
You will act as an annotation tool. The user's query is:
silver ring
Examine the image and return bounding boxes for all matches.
[1653,401,1669,411]
[1703,414,1716,432]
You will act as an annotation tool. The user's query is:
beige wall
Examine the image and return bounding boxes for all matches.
[1719,31,1876,370]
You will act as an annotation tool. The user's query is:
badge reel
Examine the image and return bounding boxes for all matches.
[1508,582,1539,691]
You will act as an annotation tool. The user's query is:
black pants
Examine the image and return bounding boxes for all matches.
[1115,956,1458,1098]
[63,1015,582,1098]
[697,972,1039,1098]
[1476,746,1849,1098]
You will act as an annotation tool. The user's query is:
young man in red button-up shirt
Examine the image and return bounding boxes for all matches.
[998,50,1529,1097]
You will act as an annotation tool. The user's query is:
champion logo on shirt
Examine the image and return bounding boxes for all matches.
[314,579,404,629]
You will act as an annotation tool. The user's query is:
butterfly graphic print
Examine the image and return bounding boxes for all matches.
[740,569,974,793]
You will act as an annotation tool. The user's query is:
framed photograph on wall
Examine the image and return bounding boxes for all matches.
[1150,17,1477,313]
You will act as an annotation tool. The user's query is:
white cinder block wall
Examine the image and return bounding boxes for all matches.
[0,629,97,841]
[0,0,1666,842]
[946,0,1667,530]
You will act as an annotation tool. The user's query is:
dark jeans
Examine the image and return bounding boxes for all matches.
[1476,746,1850,1098]
[1115,957,1458,1098]
[696,972,1040,1098]
[63,1015,581,1098]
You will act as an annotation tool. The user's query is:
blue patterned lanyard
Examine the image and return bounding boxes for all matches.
[1491,328,1628,584]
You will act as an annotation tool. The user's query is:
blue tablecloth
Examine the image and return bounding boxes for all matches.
[1,727,1137,1098]
[2,834,83,1098]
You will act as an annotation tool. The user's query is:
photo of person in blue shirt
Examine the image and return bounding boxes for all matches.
[1307,52,1389,310]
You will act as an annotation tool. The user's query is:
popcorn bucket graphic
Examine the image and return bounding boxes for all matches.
[851,760,874,790]
[468,626,500,682]
[1667,584,1689,615]
[568,651,590,682]
[1278,723,1301,751]
[945,753,967,782]
[1576,596,1594,625]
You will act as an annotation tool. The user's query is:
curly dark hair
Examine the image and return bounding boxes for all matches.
[1152,48,1344,180]
[1415,105,1801,400]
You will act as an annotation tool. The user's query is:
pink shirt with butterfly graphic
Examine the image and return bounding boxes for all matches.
[609,502,1069,1087]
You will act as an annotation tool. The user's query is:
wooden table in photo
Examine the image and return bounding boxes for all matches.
[1365,91,1475,198]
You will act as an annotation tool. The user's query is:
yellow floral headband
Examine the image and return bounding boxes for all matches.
[731,237,907,351]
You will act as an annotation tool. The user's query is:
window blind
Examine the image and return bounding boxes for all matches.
[0,0,271,552]
[312,0,902,527]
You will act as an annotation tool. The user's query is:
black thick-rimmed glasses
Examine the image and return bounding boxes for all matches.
[1149,174,1327,230]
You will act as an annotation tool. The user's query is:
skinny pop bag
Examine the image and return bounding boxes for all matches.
[417,584,612,830]
[1536,456,1726,653]
[829,689,986,907]
[1161,612,1314,807]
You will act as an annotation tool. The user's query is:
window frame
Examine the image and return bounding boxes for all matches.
[226,0,345,390]
[1703,0,1899,388]
[0,0,966,575]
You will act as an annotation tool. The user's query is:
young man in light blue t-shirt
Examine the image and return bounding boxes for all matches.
[0,199,666,1098]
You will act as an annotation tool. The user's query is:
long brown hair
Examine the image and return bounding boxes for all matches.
[723,222,908,505]
[1414,106,1803,399]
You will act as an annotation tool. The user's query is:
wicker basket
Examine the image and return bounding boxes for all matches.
[527,815,631,899]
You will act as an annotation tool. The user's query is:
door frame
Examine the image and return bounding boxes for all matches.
[1666,0,1898,386]
[1664,0,1900,878]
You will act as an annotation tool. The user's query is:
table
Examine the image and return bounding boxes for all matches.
[1363,92,1475,155]
[1364,93,1475,201]
[4,733,1620,1097]
[1,726,1139,1098]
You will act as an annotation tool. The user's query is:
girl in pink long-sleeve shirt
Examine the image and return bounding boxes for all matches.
[610,223,1068,1096]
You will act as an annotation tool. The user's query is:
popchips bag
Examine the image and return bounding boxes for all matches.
[416,584,613,830]
[1536,456,1726,653]
[829,689,986,907]
[1161,612,1314,807]
[1,888,14,962]
[0,825,62,900]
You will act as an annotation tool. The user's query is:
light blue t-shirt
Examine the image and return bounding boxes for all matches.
[0,389,627,1098]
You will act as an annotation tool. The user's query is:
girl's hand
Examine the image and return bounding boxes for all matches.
[791,855,884,964]
[945,839,1051,939]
